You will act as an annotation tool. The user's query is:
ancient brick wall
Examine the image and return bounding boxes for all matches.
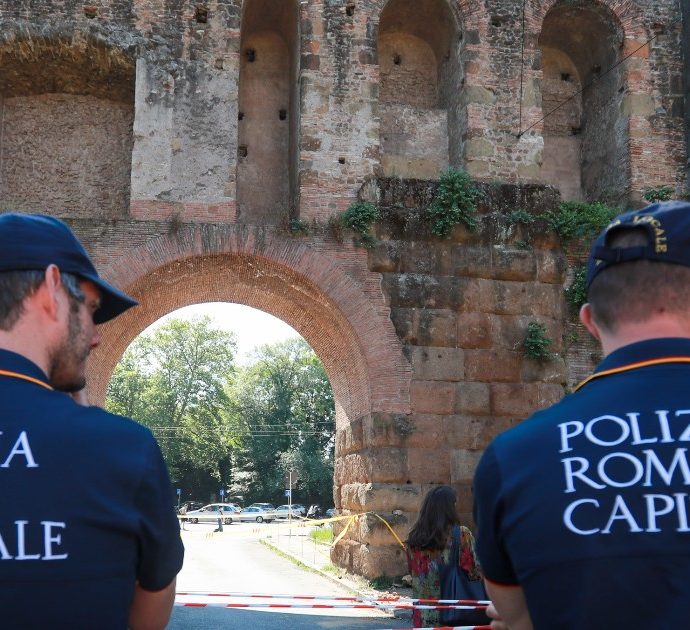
[0,0,687,578]
[681,0,690,191]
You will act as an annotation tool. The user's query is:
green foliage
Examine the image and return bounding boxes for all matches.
[428,168,481,237]
[643,186,674,202]
[545,201,618,245]
[288,218,310,235]
[106,317,238,499]
[341,202,380,236]
[106,322,335,506]
[515,239,531,250]
[565,265,588,311]
[309,527,334,545]
[506,208,536,225]
[225,338,335,507]
[523,322,553,361]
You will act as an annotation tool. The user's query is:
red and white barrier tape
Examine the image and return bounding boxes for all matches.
[176,591,490,606]
[175,600,487,611]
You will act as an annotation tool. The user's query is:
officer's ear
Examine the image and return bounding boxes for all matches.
[579,303,601,342]
[40,264,66,322]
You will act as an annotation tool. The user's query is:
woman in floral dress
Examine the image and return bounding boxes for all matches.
[406,485,486,628]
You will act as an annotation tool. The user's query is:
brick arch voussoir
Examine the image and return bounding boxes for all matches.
[92,224,411,422]
[528,0,646,40]
[370,0,466,38]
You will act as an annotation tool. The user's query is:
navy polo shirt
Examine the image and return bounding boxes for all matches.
[0,350,184,629]
[474,338,690,629]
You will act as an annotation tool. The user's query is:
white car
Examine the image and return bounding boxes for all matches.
[184,503,241,525]
[236,506,276,523]
[275,505,304,519]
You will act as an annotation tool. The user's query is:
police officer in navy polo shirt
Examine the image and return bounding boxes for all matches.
[474,201,690,629]
[0,214,184,629]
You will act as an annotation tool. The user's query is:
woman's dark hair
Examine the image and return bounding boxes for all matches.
[406,485,460,550]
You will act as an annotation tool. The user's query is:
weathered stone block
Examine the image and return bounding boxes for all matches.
[410,380,455,414]
[443,415,517,450]
[488,247,537,281]
[521,355,568,383]
[404,414,444,448]
[457,312,493,349]
[490,314,563,353]
[450,449,483,482]
[480,280,563,317]
[407,346,464,382]
[491,383,564,417]
[536,250,568,284]
[336,418,364,455]
[390,307,459,347]
[464,349,523,382]
[340,482,423,512]
[350,541,407,578]
[368,241,401,273]
[407,446,450,484]
[363,413,416,448]
[454,382,491,415]
[366,448,408,483]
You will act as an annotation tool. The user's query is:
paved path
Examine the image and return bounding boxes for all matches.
[168,522,410,629]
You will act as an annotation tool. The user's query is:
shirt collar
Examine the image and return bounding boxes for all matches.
[0,349,51,387]
[595,338,690,374]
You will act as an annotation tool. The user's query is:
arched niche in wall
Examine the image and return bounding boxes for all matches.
[0,37,134,218]
[237,0,299,223]
[378,0,463,179]
[539,2,629,204]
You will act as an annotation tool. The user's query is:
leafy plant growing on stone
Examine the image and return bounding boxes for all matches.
[546,201,617,245]
[341,202,380,248]
[643,185,674,203]
[506,209,536,225]
[428,168,481,237]
[565,264,588,312]
[524,322,553,361]
[288,218,310,235]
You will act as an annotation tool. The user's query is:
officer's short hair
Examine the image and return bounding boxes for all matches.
[0,270,85,331]
[588,227,690,332]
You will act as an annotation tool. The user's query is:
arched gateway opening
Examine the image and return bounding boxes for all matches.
[87,225,411,576]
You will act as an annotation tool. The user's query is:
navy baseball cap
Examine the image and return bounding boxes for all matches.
[0,213,138,323]
[586,201,690,290]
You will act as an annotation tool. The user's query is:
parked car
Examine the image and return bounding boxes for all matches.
[325,508,337,518]
[247,502,275,511]
[177,501,204,515]
[183,503,241,524]
[275,505,304,519]
[291,504,306,516]
[237,506,276,523]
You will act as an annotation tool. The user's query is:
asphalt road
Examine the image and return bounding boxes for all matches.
[168,522,410,629]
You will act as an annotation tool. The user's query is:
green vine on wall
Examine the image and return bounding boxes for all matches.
[643,185,674,203]
[565,264,588,312]
[340,201,380,248]
[523,322,553,361]
[428,168,482,237]
[545,201,618,246]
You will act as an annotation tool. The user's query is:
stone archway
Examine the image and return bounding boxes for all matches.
[0,33,135,218]
[85,222,412,575]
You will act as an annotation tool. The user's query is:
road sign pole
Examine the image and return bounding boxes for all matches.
[288,470,292,523]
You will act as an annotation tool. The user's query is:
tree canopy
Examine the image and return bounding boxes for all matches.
[105,316,335,507]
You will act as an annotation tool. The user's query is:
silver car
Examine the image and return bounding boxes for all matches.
[274,505,304,519]
[236,506,276,523]
[184,503,241,525]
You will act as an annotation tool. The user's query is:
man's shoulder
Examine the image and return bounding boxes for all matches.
[66,400,155,443]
